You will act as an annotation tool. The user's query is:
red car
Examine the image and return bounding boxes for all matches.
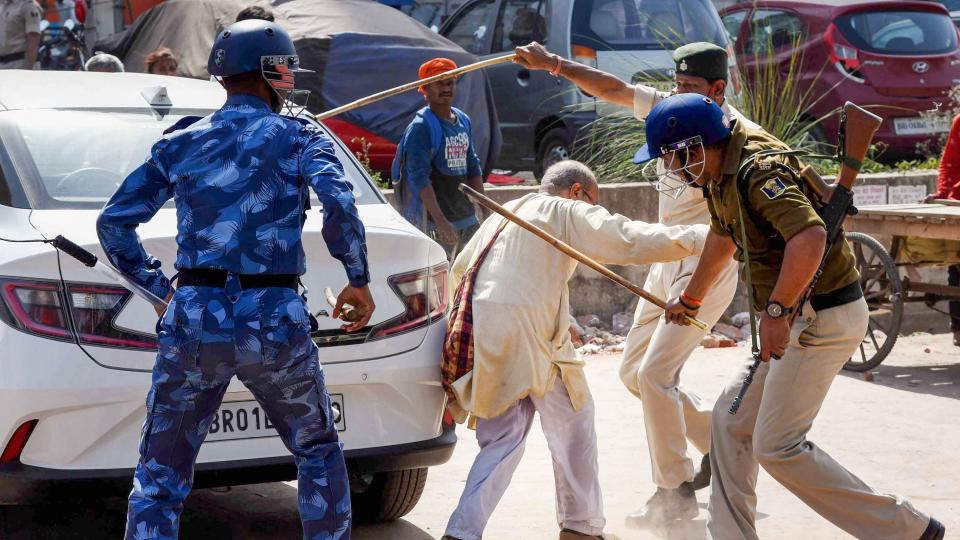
[721,0,960,160]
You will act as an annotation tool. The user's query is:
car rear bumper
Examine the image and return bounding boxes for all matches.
[0,423,456,504]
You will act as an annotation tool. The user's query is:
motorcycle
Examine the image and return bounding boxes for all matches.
[37,18,88,71]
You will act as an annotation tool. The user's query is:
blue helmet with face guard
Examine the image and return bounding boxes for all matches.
[632,93,732,165]
[208,20,312,114]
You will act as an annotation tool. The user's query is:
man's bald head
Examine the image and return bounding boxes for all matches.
[540,161,599,204]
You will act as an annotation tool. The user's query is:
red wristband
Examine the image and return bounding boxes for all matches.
[550,55,563,77]
[681,291,703,307]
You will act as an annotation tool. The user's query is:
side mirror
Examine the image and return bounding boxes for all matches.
[39,20,49,32]
[64,19,76,31]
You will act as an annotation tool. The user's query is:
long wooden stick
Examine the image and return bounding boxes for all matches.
[316,53,517,121]
[459,185,709,331]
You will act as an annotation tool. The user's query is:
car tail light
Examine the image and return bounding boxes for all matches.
[66,284,157,349]
[0,278,157,350]
[825,23,864,83]
[370,263,448,340]
[0,280,71,340]
[0,420,38,464]
[442,408,455,428]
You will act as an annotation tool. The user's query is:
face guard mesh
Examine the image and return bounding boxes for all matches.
[642,135,706,199]
[261,55,312,117]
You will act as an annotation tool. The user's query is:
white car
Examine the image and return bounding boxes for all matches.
[0,71,453,522]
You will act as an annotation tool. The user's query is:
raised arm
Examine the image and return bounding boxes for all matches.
[514,42,635,110]
[96,144,174,306]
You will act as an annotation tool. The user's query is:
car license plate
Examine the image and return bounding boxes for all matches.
[893,116,951,136]
[206,395,345,442]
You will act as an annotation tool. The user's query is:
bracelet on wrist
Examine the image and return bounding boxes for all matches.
[680,291,703,307]
[549,55,563,77]
[678,296,701,311]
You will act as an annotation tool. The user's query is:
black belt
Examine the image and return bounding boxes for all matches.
[177,268,299,290]
[0,52,25,63]
[810,280,863,312]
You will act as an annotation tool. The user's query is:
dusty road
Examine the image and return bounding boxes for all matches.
[5,334,958,539]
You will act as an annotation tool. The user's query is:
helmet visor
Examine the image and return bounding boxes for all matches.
[261,55,313,116]
[641,135,706,199]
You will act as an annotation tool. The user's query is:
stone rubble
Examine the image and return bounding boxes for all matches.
[573,310,754,354]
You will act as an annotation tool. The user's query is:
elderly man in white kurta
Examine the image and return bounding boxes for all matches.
[514,41,759,524]
[442,161,708,540]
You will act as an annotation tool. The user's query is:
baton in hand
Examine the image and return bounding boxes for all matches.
[51,235,169,309]
[459,185,708,331]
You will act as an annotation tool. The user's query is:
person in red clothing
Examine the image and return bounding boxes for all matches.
[928,113,960,345]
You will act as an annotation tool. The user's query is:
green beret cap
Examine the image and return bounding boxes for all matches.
[673,42,728,81]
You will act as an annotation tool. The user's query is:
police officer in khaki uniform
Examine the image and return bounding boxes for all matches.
[0,0,42,70]
[637,93,945,540]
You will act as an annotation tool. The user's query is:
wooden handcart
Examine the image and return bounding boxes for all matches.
[842,201,960,371]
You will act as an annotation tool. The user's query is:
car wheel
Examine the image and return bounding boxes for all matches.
[534,128,572,181]
[351,468,429,523]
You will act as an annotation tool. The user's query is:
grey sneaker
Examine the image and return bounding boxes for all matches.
[625,484,699,528]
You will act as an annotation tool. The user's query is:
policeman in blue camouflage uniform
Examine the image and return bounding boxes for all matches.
[96,19,375,540]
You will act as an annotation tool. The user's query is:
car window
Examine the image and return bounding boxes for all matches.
[492,0,548,53]
[721,10,747,47]
[571,0,728,51]
[745,9,805,55]
[443,0,497,55]
[0,109,382,210]
[836,10,958,55]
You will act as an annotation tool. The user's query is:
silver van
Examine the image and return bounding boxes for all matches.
[440,0,736,177]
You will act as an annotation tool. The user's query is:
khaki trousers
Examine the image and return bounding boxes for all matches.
[708,298,930,540]
[620,254,739,488]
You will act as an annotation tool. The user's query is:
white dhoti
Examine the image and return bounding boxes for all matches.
[444,378,605,540]
[620,251,739,488]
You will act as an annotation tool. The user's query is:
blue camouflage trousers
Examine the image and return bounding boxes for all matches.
[125,283,350,540]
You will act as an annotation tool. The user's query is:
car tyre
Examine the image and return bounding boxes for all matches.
[534,128,572,181]
[351,467,429,523]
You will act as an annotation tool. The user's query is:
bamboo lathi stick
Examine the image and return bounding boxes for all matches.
[315,53,517,121]
[459,184,709,331]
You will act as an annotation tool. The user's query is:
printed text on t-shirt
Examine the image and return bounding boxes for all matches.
[444,132,470,171]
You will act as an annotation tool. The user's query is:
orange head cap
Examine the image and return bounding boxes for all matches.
[418,57,458,93]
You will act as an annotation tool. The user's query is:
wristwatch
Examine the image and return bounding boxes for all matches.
[765,301,793,319]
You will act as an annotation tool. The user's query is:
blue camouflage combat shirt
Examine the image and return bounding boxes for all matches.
[97,93,370,300]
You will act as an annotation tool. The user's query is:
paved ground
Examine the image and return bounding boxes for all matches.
[4,334,958,539]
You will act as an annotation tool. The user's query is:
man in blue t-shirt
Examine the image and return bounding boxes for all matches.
[397,58,487,258]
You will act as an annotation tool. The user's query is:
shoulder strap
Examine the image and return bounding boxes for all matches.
[732,150,804,358]
[420,107,444,160]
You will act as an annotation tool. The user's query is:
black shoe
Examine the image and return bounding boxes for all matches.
[624,484,698,528]
[688,453,711,491]
[920,517,945,540]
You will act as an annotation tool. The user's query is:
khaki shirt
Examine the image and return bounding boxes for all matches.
[0,0,42,60]
[633,84,758,227]
[705,119,860,311]
[448,193,707,425]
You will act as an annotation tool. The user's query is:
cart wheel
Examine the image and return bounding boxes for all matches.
[844,232,903,372]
